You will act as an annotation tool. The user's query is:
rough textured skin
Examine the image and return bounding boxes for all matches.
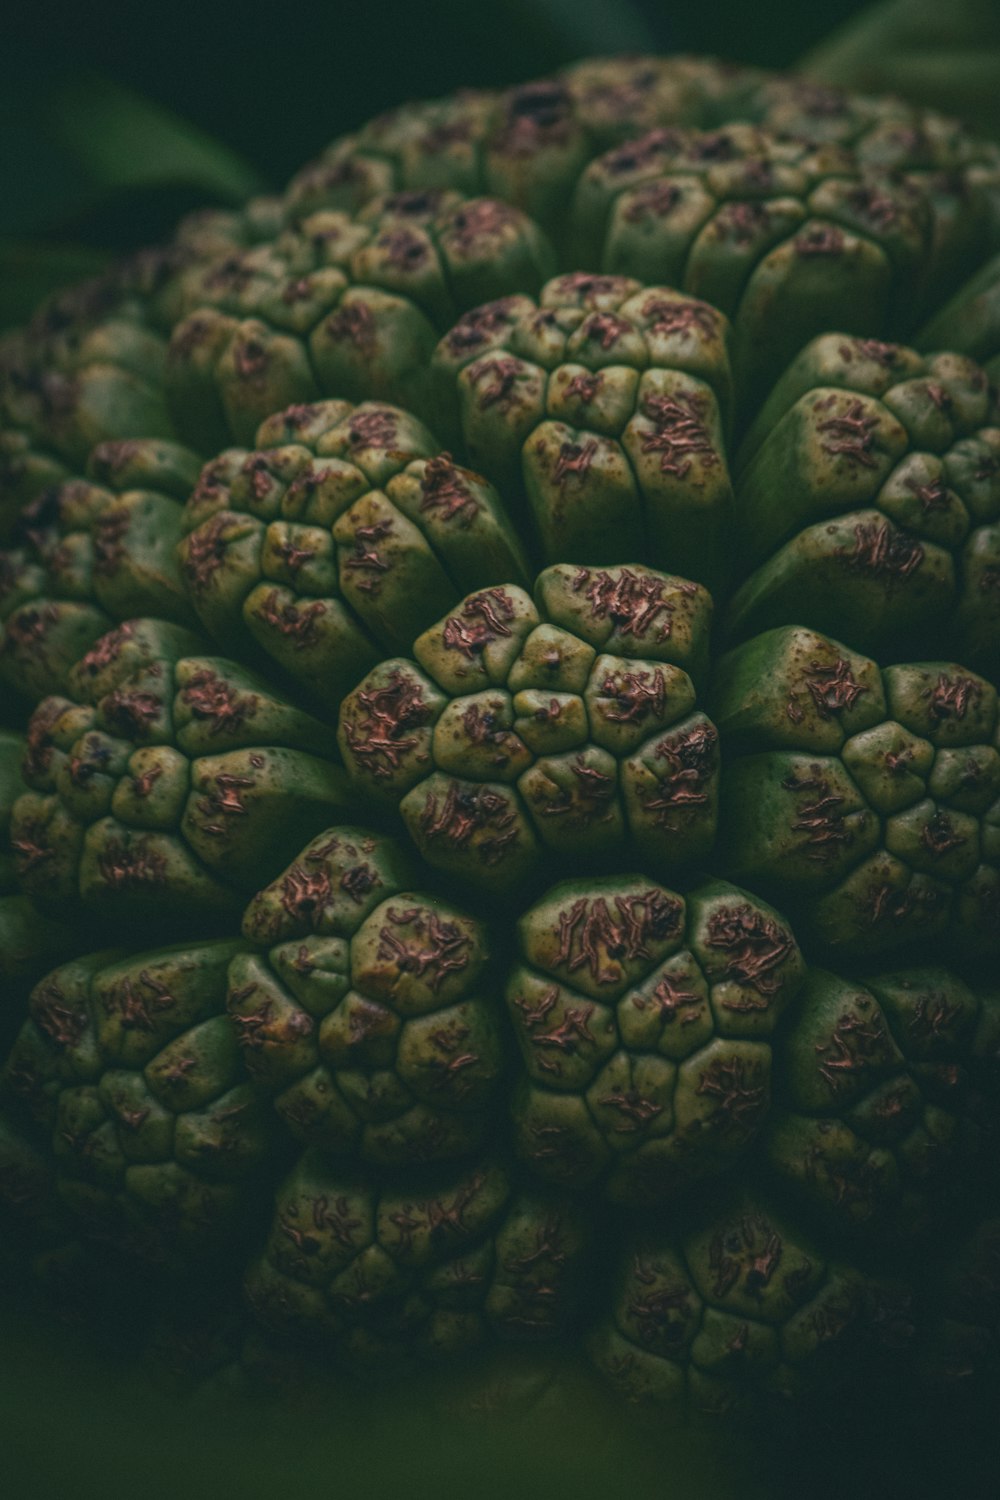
[0,942,274,1271]
[0,732,78,1045]
[10,618,348,923]
[506,874,803,1203]
[0,438,204,703]
[588,1190,905,1412]
[2,51,1000,1414]
[711,627,1000,959]
[177,399,528,712]
[728,335,1000,670]
[229,825,506,1166]
[245,1151,590,1368]
[338,568,717,892]
[431,274,734,591]
[165,192,556,449]
[764,967,1000,1239]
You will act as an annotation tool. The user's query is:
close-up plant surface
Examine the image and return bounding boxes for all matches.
[2,1,1000,1496]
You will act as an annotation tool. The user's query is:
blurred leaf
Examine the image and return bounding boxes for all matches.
[799,0,1000,137]
[0,64,266,242]
[48,72,267,198]
[0,240,110,329]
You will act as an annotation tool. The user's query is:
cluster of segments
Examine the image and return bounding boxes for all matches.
[168,197,287,281]
[567,125,939,395]
[725,76,1000,286]
[0,281,175,537]
[338,564,716,891]
[245,1151,589,1367]
[0,198,302,541]
[3,55,998,542]
[166,191,556,451]
[285,56,1000,262]
[228,825,506,1166]
[0,942,272,1269]
[10,618,347,922]
[588,1191,904,1412]
[0,438,203,704]
[178,399,528,711]
[712,626,1000,958]
[431,273,733,589]
[765,967,1000,1239]
[727,334,1000,671]
[281,59,761,232]
[505,875,803,1203]
[0,732,75,1030]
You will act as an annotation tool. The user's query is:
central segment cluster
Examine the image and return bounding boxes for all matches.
[338,562,718,889]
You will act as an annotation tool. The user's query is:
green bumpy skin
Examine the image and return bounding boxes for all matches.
[338,566,716,894]
[178,398,529,713]
[764,968,1000,1241]
[506,874,803,1204]
[9,617,348,924]
[0,202,303,539]
[284,58,998,261]
[282,70,715,236]
[0,941,273,1270]
[156,196,290,328]
[172,195,286,248]
[568,124,939,399]
[0,437,203,703]
[559,55,766,141]
[588,1190,907,1414]
[733,77,1000,289]
[165,191,555,451]
[0,284,175,534]
[244,1150,589,1368]
[727,334,1000,671]
[0,426,72,550]
[283,59,768,230]
[0,732,77,1044]
[195,190,556,334]
[228,825,506,1166]
[431,272,733,591]
[711,626,1000,959]
[3,49,1000,1411]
